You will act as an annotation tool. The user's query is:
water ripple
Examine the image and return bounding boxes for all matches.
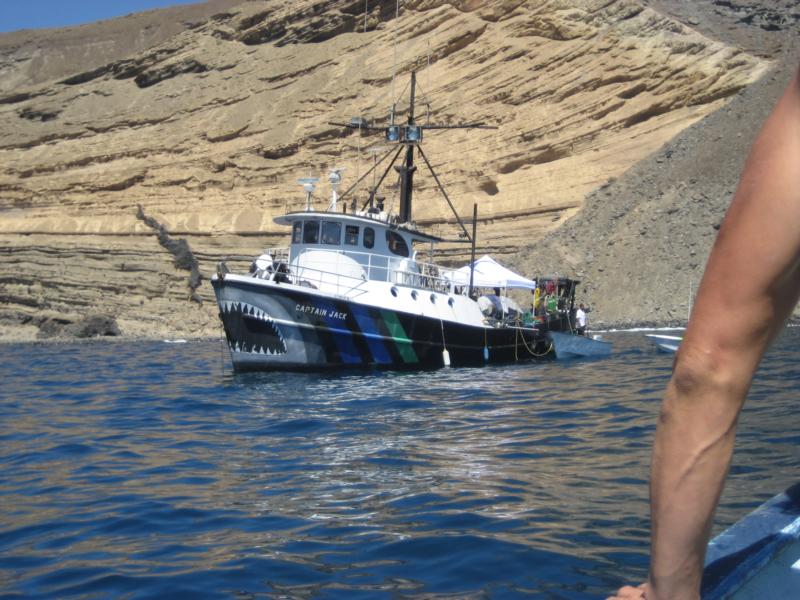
[0,331,798,597]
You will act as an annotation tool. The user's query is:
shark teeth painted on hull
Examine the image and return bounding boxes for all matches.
[219,300,288,356]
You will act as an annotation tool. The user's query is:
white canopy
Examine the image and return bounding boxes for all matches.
[447,255,537,290]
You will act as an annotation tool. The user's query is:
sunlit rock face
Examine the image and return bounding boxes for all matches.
[0,0,776,338]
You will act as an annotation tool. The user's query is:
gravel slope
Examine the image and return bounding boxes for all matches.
[514,0,800,328]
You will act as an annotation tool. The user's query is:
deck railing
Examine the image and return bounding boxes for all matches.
[247,246,459,295]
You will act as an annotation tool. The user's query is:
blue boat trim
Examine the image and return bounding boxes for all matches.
[702,482,800,599]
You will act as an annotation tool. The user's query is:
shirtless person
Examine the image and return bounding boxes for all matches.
[609,65,800,600]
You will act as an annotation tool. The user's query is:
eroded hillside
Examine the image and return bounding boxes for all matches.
[0,0,769,339]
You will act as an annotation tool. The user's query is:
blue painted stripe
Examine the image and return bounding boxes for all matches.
[350,304,393,364]
[316,299,361,364]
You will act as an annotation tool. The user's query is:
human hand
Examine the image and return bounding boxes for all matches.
[606,582,649,599]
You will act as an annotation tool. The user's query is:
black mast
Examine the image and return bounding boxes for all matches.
[329,71,496,239]
[396,71,417,224]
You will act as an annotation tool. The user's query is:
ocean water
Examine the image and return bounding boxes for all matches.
[1,329,798,599]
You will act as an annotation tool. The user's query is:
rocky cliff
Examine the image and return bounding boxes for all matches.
[514,0,800,327]
[0,0,789,340]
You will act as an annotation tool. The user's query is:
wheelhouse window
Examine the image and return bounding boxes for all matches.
[321,221,342,245]
[363,227,375,249]
[344,225,359,246]
[385,230,409,257]
[303,221,320,244]
[292,221,302,244]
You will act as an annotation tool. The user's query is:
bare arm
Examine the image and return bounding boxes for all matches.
[611,66,800,600]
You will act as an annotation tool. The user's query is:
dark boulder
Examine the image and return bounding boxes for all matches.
[67,314,121,338]
[36,314,120,339]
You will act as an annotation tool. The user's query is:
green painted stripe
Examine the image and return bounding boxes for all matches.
[381,310,419,363]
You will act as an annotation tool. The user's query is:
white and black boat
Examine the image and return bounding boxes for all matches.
[211,73,607,371]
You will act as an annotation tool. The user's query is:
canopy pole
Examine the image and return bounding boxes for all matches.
[468,203,477,299]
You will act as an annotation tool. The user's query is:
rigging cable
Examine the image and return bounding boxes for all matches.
[390,0,400,122]
[425,28,432,123]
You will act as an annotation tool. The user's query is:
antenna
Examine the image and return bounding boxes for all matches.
[298,177,319,211]
[328,168,345,211]
[367,145,390,186]
[328,70,496,234]
[366,145,390,211]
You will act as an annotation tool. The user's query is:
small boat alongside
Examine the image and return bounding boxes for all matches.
[547,331,612,359]
[645,333,682,353]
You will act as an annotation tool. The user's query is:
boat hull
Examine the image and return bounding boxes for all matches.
[644,334,682,353]
[212,276,553,371]
[546,331,612,359]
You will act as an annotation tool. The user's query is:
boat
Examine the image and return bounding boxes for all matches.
[645,333,682,353]
[702,482,800,599]
[547,330,612,359]
[525,275,611,359]
[211,73,607,372]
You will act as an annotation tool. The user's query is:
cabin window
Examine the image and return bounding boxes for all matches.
[321,221,341,245]
[345,225,359,246]
[363,227,375,249]
[385,230,409,257]
[292,221,302,244]
[303,220,320,244]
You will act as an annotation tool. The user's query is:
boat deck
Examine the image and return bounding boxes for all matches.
[729,538,800,598]
[702,482,800,599]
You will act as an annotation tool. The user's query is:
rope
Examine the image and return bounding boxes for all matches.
[439,314,451,366]
[518,328,553,357]
[433,293,447,354]
[513,312,554,358]
[426,35,431,96]
[355,123,361,195]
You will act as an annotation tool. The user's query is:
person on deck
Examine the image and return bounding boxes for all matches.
[575,303,587,336]
[609,64,800,600]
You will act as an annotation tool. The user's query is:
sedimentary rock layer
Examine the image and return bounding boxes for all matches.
[0,0,771,338]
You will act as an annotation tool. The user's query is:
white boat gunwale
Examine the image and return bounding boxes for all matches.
[212,271,535,332]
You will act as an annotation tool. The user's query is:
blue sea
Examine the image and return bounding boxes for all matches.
[1,329,798,598]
